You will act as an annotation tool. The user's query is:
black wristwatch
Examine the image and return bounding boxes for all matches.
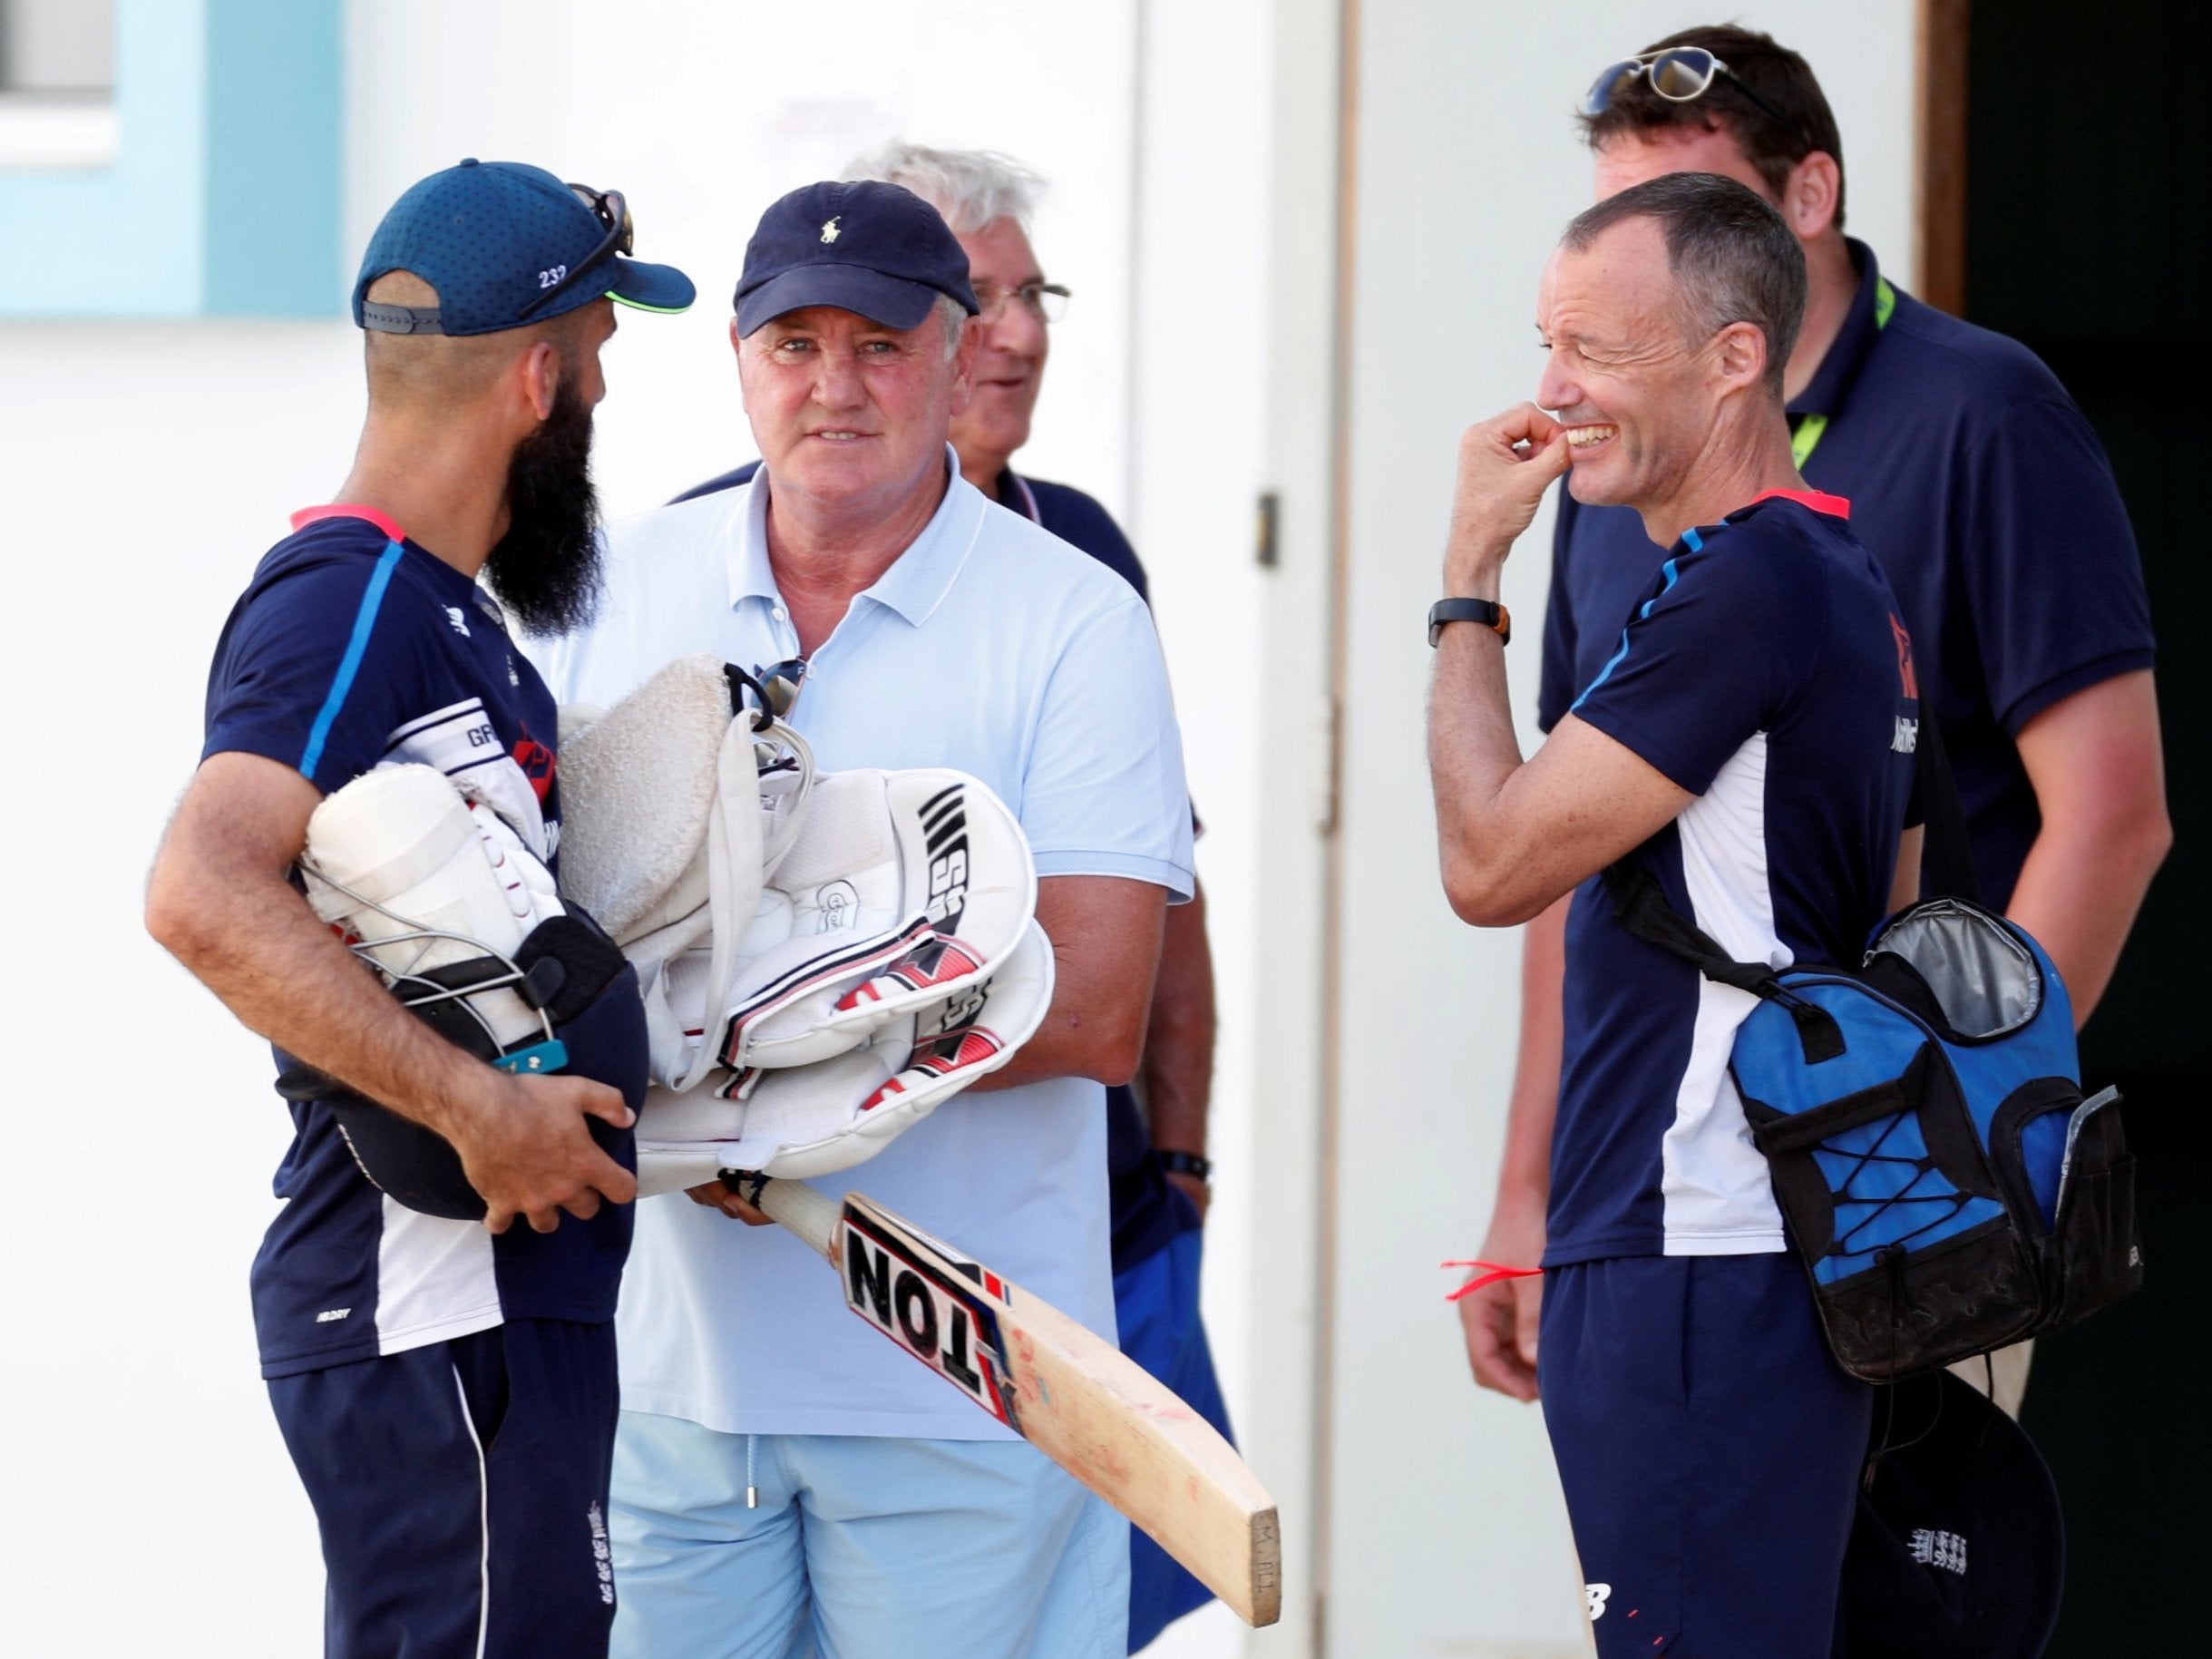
[1156,1149,1213,1183]
[1428,597,1511,648]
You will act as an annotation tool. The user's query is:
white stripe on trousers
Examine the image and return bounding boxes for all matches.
[452,1365,492,1659]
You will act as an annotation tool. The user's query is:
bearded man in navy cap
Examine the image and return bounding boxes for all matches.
[535,180,1194,1659]
[148,159,693,1659]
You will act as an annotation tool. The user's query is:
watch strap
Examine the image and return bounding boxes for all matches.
[1428,597,1511,647]
[1156,1149,1213,1182]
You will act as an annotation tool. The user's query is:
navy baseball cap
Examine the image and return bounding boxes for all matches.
[734,180,979,337]
[354,159,695,337]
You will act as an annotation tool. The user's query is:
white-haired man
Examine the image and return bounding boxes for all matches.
[677,141,1232,1654]
[536,179,1193,1659]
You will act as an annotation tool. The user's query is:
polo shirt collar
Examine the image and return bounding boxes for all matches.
[727,444,984,628]
[1788,237,1886,421]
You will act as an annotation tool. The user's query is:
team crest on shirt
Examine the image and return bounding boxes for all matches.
[512,732,556,805]
[1889,613,1921,752]
[1889,613,1919,698]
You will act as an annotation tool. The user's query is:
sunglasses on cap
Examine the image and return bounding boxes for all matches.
[1582,46,1799,137]
[520,182,635,317]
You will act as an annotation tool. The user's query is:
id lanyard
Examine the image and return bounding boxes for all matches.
[1789,275,1895,470]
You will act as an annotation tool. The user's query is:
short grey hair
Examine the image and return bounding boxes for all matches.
[843,140,1046,235]
[1562,172,1806,401]
[932,291,969,360]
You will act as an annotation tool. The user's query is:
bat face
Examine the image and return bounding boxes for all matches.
[744,1176,1278,1626]
[839,1203,1019,1428]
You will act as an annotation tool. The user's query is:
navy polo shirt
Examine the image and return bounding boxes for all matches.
[1542,240,2155,906]
[669,462,1197,1274]
[202,508,635,1379]
[1551,493,1916,1265]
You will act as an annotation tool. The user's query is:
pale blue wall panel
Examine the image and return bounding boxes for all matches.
[0,0,342,318]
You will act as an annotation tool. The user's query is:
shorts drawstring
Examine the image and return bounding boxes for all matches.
[746,1433,759,1508]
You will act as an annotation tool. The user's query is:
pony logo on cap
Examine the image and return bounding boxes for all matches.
[820,216,842,244]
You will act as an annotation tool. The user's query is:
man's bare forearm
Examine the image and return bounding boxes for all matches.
[149,753,636,1232]
[967,874,1166,1090]
[1493,893,1568,1225]
[1428,620,1528,918]
[2007,671,2172,1025]
[1138,881,1216,1156]
[147,756,501,1137]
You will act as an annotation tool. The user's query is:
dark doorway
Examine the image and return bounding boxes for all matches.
[1964,3,2211,1652]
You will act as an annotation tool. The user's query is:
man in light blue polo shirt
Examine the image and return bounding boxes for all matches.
[531,179,1192,1659]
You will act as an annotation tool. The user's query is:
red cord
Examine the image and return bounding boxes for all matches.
[1440,1259,1544,1301]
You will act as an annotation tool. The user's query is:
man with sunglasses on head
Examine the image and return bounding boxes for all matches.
[675,139,1233,1654]
[1458,24,2167,1424]
[533,179,1193,1659]
[145,160,695,1658]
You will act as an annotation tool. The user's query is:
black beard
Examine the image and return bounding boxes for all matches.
[485,377,603,635]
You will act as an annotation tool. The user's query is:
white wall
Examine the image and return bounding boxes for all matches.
[1302,5,1919,1654]
[2,3,1925,1654]
[2,4,1180,1653]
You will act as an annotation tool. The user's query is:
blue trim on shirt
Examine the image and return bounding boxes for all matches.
[1574,546,1689,712]
[298,539,404,780]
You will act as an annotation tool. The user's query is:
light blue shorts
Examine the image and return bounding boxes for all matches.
[609,1411,1128,1659]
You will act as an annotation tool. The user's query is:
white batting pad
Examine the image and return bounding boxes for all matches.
[300,763,561,1052]
[631,918,1057,1189]
[711,769,1037,1073]
[559,655,819,1095]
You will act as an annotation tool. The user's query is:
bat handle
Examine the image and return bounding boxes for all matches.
[734,1173,840,1263]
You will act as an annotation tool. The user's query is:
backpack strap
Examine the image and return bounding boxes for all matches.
[1913,711,1983,906]
[1601,863,1846,1064]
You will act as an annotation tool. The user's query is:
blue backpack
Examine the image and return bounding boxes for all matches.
[1605,736,2142,1382]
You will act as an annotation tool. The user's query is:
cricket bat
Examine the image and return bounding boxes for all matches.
[740,1175,1282,1628]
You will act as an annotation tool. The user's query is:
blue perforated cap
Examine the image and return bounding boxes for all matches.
[735,181,978,336]
[353,159,695,337]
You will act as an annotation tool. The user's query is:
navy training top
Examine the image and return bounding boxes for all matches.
[202,508,636,1379]
[1543,241,2155,907]
[1548,492,1917,1266]
[670,462,1199,1274]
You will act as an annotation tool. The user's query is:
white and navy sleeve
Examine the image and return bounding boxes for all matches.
[1566,524,1816,795]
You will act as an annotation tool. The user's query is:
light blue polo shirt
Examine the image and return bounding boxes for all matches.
[529,448,1193,1439]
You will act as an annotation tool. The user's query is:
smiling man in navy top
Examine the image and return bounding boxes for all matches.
[146,160,694,1659]
[1461,21,2169,1426]
[1428,174,1918,1655]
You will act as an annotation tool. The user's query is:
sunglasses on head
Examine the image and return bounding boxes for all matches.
[520,182,634,317]
[1582,46,1798,138]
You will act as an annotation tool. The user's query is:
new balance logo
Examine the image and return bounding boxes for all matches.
[444,606,472,638]
[1910,1527,1968,1575]
[1583,1583,1612,1621]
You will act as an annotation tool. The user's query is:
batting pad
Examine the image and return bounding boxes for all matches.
[559,654,816,1094]
[302,763,563,1054]
[710,769,1037,1073]
[632,918,1057,1192]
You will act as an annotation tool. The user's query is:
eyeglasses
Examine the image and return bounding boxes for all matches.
[1581,47,1798,138]
[520,181,634,317]
[973,280,1072,325]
